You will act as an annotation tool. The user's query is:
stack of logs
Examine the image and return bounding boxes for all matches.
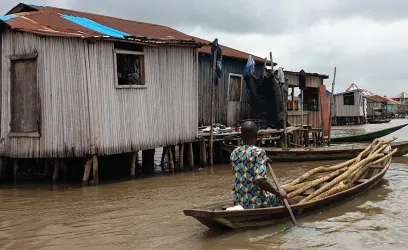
[282,138,398,204]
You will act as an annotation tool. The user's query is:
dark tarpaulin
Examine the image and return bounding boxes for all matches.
[244,74,288,129]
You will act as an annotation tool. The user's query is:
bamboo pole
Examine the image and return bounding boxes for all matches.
[130,152,137,178]
[189,142,194,170]
[319,83,324,145]
[328,67,337,146]
[13,159,19,184]
[169,146,175,173]
[179,143,184,171]
[92,155,99,185]
[82,157,93,186]
[52,159,60,185]
[209,43,217,168]
[200,137,207,167]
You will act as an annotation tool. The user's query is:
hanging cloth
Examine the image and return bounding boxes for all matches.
[210,38,223,86]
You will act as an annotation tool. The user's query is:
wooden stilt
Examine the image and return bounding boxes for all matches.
[200,137,207,167]
[188,143,194,170]
[305,131,310,147]
[179,144,184,171]
[130,152,137,178]
[60,159,67,181]
[92,155,99,185]
[0,157,3,181]
[82,157,92,186]
[168,146,175,173]
[161,148,166,173]
[142,149,155,174]
[44,159,50,178]
[13,159,19,184]
[52,159,60,185]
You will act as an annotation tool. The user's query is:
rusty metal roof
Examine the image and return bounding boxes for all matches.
[366,95,388,103]
[2,3,268,62]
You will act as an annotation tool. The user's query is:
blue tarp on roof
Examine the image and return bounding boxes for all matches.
[60,14,131,39]
[0,14,17,22]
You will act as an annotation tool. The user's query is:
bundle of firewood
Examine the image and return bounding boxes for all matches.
[281,138,398,204]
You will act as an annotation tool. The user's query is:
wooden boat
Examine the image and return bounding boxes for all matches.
[330,123,408,143]
[183,157,391,230]
[367,117,392,124]
[221,141,408,162]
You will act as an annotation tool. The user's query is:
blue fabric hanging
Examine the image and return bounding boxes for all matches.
[210,38,223,86]
[244,55,256,77]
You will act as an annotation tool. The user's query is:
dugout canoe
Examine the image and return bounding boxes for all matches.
[329,123,407,143]
[183,156,391,230]
[220,141,408,162]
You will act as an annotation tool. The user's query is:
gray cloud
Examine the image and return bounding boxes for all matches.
[1,0,407,96]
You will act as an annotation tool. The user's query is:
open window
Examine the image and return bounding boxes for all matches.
[228,73,243,102]
[115,48,145,88]
[343,92,355,106]
[9,53,40,137]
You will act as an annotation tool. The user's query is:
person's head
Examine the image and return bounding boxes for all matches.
[241,121,258,145]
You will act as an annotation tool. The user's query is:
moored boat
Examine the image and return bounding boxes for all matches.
[183,154,392,230]
[221,140,408,162]
[329,123,408,142]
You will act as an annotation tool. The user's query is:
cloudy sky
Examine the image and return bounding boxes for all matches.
[1,0,407,97]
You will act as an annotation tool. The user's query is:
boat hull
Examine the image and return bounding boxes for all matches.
[330,123,407,142]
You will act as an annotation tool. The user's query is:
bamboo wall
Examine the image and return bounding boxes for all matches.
[197,55,263,127]
[1,29,198,158]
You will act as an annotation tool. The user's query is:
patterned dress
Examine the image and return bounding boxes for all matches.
[230,145,283,209]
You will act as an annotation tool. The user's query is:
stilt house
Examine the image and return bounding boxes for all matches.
[0,3,200,159]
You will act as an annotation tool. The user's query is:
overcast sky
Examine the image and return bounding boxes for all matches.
[2,0,408,97]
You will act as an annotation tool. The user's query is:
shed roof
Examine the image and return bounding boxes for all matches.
[282,70,329,79]
[2,3,269,63]
[366,95,388,103]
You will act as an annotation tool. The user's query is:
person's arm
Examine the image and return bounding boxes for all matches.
[252,150,287,198]
[254,178,286,198]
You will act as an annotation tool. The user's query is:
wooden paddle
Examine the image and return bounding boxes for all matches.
[267,161,298,226]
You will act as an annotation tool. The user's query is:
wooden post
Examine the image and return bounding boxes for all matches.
[13,159,19,184]
[0,157,3,181]
[319,83,324,145]
[209,42,217,168]
[82,157,92,186]
[52,159,60,185]
[291,86,295,111]
[200,137,207,167]
[60,159,67,181]
[305,130,310,147]
[168,146,175,173]
[328,67,337,146]
[179,143,184,171]
[92,155,99,185]
[44,159,50,178]
[130,152,137,178]
[188,142,194,170]
[161,148,166,173]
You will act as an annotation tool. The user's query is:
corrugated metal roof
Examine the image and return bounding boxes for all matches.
[282,70,329,79]
[1,3,268,62]
[366,95,388,103]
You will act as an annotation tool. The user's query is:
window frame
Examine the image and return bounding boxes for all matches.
[343,92,355,106]
[8,52,41,138]
[228,73,243,102]
[114,48,146,89]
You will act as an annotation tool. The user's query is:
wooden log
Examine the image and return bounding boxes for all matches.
[52,159,60,185]
[130,152,137,178]
[92,155,99,185]
[209,43,217,168]
[189,142,194,170]
[13,159,19,184]
[169,146,175,173]
[82,157,93,186]
[300,153,384,204]
[179,144,184,171]
[200,137,207,167]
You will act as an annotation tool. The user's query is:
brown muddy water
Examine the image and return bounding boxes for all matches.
[1,120,408,249]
